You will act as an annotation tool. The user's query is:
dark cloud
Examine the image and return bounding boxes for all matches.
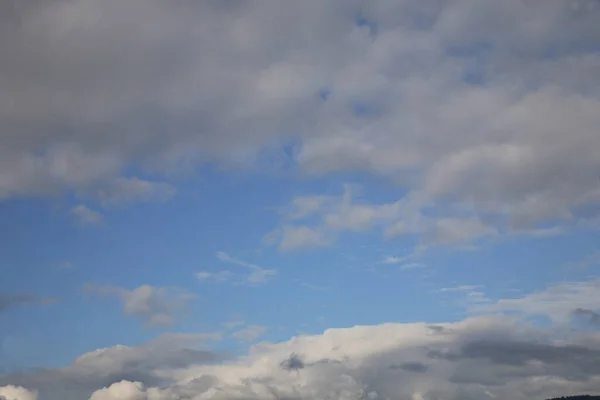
[280,353,305,371]
[390,362,429,373]
[428,325,445,333]
[572,308,600,325]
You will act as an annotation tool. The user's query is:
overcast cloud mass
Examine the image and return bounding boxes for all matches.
[1,0,599,399]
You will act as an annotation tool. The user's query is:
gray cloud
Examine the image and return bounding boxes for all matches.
[0,333,220,400]
[280,353,305,372]
[4,316,600,400]
[572,308,600,325]
[391,362,429,373]
[0,0,597,243]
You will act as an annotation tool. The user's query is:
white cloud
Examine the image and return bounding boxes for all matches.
[84,284,196,327]
[474,278,600,324]
[439,285,483,293]
[0,386,37,400]
[20,316,600,400]
[89,381,161,400]
[268,186,501,252]
[381,255,425,270]
[398,263,425,271]
[382,255,411,265]
[215,252,257,269]
[70,205,104,226]
[195,271,232,283]
[0,333,219,400]
[436,285,492,309]
[5,300,600,399]
[137,316,600,399]
[215,252,276,285]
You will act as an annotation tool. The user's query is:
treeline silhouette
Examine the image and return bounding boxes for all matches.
[547,396,600,400]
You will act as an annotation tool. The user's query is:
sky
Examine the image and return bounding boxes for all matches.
[1,0,600,399]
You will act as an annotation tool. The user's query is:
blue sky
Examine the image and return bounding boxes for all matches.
[2,172,599,371]
[1,1,600,399]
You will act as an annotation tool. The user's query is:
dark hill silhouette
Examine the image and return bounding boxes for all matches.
[547,396,600,400]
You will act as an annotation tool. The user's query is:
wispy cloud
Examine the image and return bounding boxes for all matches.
[299,282,330,292]
[474,278,600,324]
[224,319,245,330]
[436,285,491,309]
[195,271,232,283]
[439,285,483,293]
[231,325,267,342]
[398,263,426,270]
[216,252,276,285]
[57,261,74,270]
[382,255,411,265]
[84,284,196,327]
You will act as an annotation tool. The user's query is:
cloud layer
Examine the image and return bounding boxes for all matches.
[3,276,598,399]
[1,0,599,243]
[3,314,600,400]
[2,1,600,399]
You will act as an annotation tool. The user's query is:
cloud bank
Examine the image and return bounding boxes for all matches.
[3,277,599,399]
[0,0,598,246]
[3,314,600,400]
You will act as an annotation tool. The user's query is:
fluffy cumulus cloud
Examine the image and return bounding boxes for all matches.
[0,386,37,400]
[3,278,600,399]
[0,0,598,240]
[4,314,600,400]
[0,333,220,400]
[88,381,162,400]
